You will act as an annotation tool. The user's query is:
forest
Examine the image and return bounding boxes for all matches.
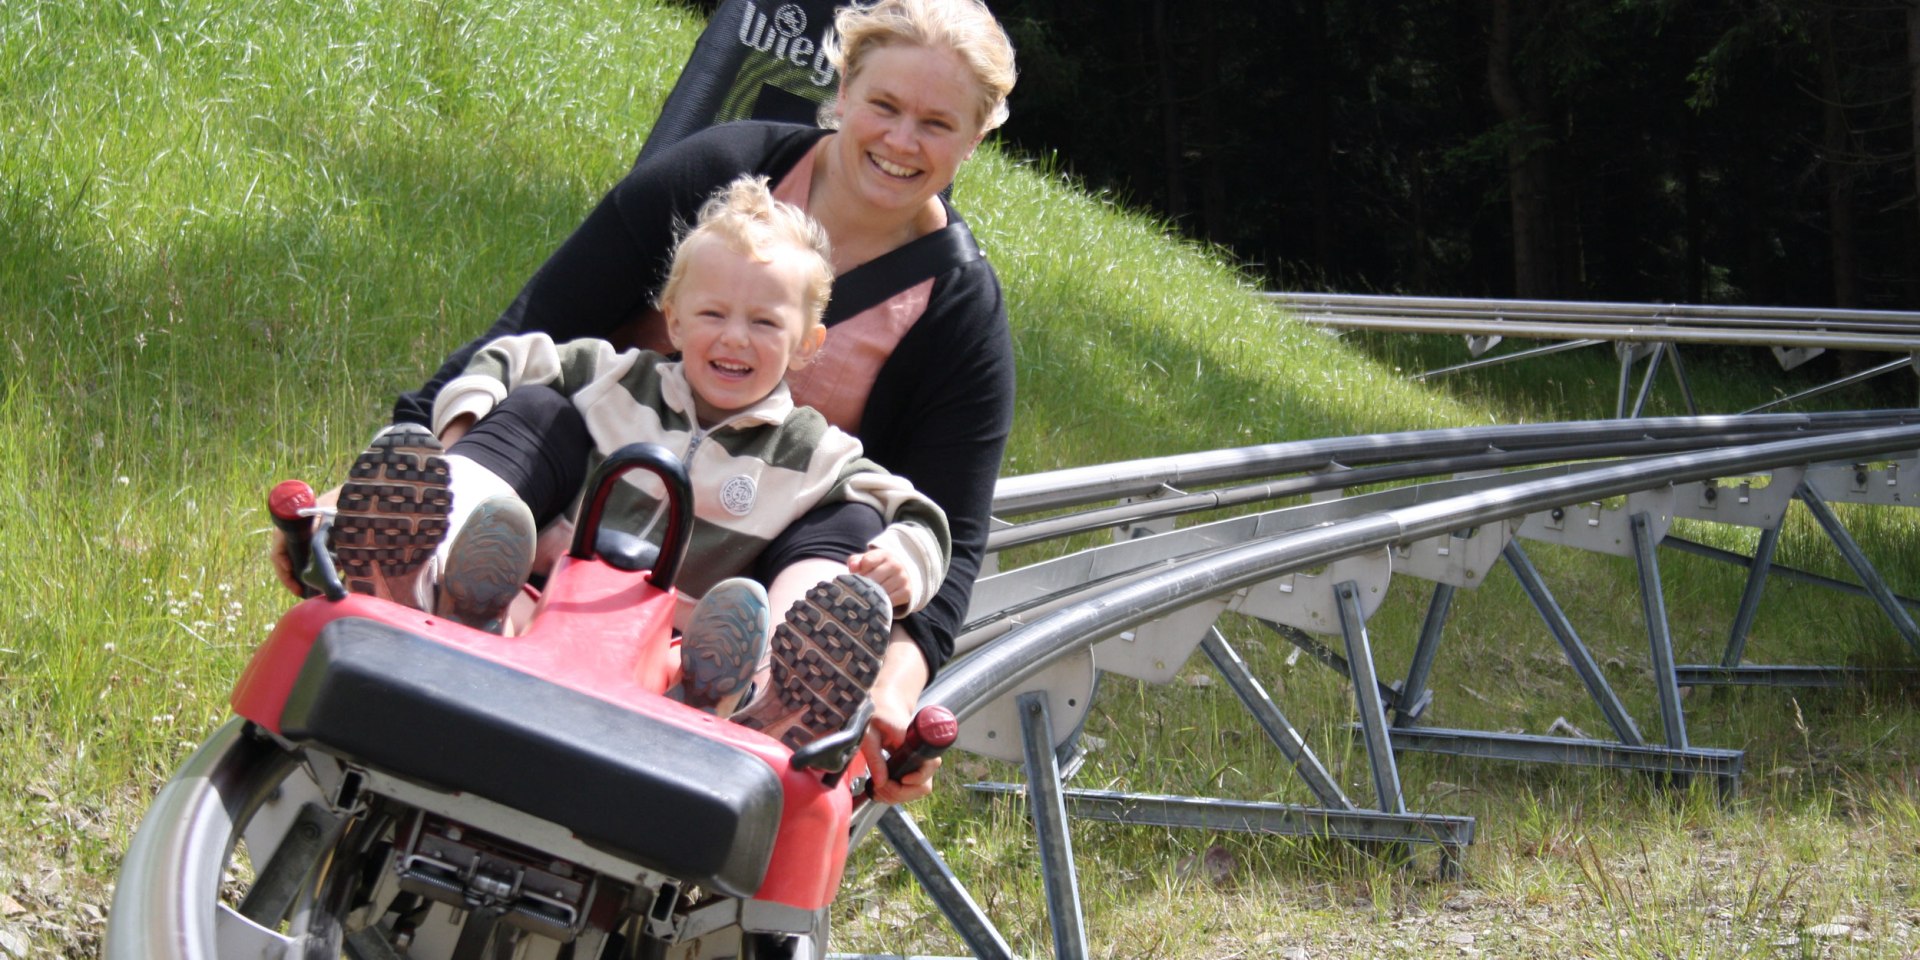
[980,0,1920,309]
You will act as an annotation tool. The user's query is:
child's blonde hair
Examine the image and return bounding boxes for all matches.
[658,175,834,326]
[828,0,1017,132]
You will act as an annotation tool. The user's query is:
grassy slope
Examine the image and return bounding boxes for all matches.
[3,1,1917,957]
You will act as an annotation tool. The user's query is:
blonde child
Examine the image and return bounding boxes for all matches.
[322,175,950,748]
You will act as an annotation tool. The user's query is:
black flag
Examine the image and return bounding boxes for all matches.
[640,0,846,163]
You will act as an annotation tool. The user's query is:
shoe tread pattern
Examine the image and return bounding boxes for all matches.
[738,575,889,749]
[331,428,451,595]
[682,589,768,709]
[438,501,535,630]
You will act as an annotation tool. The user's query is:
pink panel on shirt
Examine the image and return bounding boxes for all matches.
[773,142,942,434]
[785,278,935,433]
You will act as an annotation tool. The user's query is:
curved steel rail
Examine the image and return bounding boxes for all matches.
[110,417,1920,960]
[947,423,1920,727]
[990,410,1920,516]
[850,423,1920,959]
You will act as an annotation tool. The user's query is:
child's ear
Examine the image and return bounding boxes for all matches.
[790,324,828,369]
[661,302,684,350]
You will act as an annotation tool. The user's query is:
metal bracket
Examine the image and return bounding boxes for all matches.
[1114,485,1183,542]
[1517,485,1676,557]
[1617,339,1660,365]
[1230,548,1392,634]
[1391,520,1514,588]
[953,646,1097,763]
[1092,596,1229,684]
[1771,344,1824,371]
[1669,468,1803,528]
[1803,455,1920,507]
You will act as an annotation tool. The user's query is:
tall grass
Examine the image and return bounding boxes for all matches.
[4,1,1919,957]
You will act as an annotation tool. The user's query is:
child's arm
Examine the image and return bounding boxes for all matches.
[808,429,953,615]
[847,546,913,611]
[430,334,633,438]
[838,492,949,615]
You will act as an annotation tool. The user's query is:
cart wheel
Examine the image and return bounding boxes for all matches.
[106,719,377,959]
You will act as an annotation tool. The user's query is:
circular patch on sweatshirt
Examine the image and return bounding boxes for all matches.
[719,475,757,516]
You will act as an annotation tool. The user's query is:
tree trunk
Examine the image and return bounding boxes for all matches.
[1908,0,1920,277]
[1820,7,1859,307]
[1304,0,1334,266]
[1488,0,1555,298]
[1152,0,1187,223]
[1412,154,1432,291]
[1683,108,1704,302]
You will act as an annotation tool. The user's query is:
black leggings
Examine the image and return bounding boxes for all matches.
[448,385,882,567]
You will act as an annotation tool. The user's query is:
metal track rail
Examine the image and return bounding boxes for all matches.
[867,423,1920,957]
[1262,292,1920,417]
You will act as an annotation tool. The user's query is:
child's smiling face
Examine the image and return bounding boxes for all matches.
[663,236,826,427]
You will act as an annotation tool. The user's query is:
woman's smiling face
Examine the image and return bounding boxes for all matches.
[832,43,987,215]
[664,236,825,426]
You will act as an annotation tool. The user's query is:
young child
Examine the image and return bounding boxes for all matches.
[323,175,951,748]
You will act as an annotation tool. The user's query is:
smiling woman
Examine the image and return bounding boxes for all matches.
[297,0,1021,806]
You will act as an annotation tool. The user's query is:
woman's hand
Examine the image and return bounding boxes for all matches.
[270,483,340,596]
[860,631,939,804]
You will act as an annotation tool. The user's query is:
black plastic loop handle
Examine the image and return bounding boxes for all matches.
[568,442,694,592]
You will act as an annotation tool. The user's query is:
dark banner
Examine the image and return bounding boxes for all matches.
[640,0,846,163]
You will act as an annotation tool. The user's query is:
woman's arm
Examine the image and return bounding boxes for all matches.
[855,260,1016,678]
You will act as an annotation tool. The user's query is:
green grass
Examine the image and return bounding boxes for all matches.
[5,1,1920,957]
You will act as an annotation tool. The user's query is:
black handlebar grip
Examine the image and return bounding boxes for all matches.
[269,479,317,597]
[876,705,958,794]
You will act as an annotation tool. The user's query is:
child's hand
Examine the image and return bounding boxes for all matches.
[847,547,910,610]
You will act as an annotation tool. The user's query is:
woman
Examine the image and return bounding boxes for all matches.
[389,0,1017,804]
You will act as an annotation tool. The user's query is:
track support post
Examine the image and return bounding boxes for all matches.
[877,807,1017,960]
[1018,690,1089,960]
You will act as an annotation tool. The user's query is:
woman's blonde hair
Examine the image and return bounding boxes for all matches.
[828,0,1017,132]
[658,175,834,326]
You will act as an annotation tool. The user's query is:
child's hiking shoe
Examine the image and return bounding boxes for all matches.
[676,577,770,715]
[435,494,536,633]
[734,574,891,750]
[330,423,451,606]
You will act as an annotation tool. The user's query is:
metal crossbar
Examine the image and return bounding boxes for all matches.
[1264,292,1920,417]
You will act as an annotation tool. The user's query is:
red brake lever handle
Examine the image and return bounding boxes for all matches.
[269,479,318,597]
[869,705,958,799]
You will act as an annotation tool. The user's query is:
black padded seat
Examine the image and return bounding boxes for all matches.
[277,618,782,897]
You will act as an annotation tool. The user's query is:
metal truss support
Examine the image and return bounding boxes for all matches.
[1614,344,1640,420]
[1796,485,1920,656]
[1627,342,1668,419]
[1414,338,1605,382]
[1661,534,1920,615]
[1503,543,1644,746]
[1718,519,1784,668]
[1018,691,1088,960]
[1672,665,1920,687]
[1743,356,1917,414]
[1629,513,1689,749]
[1256,619,1421,718]
[876,807,1017,960]
[1395,583,1456,728]
[1200,628,1353,810]
[964,785,1475,872]
[1666,341,1701,416]
[1379,726,1744,800]
[1336,581,1407,815]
